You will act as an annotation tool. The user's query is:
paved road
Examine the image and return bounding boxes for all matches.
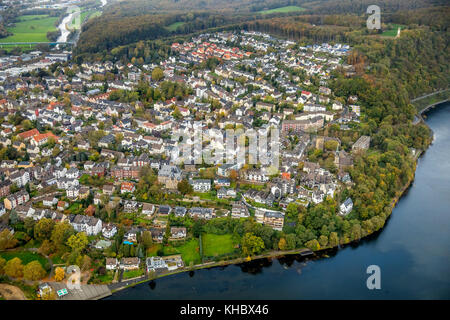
[411,89,449,102]
[108,274,148,291]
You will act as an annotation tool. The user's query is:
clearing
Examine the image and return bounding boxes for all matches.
[165,22,185,31]
[381,24,404,37]
[258,6,305,15]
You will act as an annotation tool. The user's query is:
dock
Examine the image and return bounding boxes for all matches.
[49,283,112,300]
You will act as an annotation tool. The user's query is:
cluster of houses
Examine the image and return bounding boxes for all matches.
[0,30,375,275]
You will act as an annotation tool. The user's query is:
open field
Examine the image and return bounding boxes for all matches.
[2,15,58,43]
[258,6,305,15]
[165,22,185,31]
[202,233,237,257]
[163,239,201,265]
[381,24,404,37]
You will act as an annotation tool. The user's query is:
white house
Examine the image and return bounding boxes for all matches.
[339,198,353,216]
[191,179,211,192]
[106,258,118,270]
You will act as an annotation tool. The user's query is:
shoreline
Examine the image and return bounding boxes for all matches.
[106,102,447,297]
[106,149,422,296]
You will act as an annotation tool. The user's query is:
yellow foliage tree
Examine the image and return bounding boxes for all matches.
[278,238,287,250]
[4,257,24,278]
[23,261,46,281]
[54,267,65,281]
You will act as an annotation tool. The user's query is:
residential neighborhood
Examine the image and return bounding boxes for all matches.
[0,30,369,292]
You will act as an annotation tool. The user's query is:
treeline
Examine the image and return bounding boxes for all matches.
[0,7,19,38]
[109,80,192,105]
[242,18,352,43]
[100,0,304,14]
[76,14,171,53]
[302,0,443,15]
[387,6,450,31]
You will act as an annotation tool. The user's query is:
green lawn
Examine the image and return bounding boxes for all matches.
[165,22,185,31]
[96,271,114,283]
[381,24,404,37]
[2,15,58,43]
[122,269,144,279]
[67,202,84,215]
[258,6,305,15]
[163,239,201,265]
[0,250,48,269]
[202,233,237,257]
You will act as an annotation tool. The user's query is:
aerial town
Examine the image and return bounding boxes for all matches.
[0,30,370,296]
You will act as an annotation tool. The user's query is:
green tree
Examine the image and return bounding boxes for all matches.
[241,232,265,257]
[0,229,18,250]
[177,179,193,195]
[151,67,164,81]
[285,234,297,250]
[23,260,46,281]
[39,239,55,255]
[305,239,320,251]
[328,232,339,247]
[51,222,75,250]
[34,218,55,241]
[4,257,24,278]
[66,232,88,253]
[141,231,153,249]
[318,235,328,248]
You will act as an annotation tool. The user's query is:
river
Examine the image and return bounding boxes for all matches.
[56,0,108,43]
[107,102,450,300]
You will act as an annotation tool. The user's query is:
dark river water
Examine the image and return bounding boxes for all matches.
[107,102,450,300]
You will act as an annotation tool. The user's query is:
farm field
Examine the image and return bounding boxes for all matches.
[258,5,305,15]
[2,15,58,43]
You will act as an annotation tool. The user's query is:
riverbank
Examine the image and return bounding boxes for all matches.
[110,157,420,295]
[107,101,445,298]
[412,88,450,114]
[109,247,313,293]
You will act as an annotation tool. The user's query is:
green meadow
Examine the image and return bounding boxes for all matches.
[165,22,186,31]
[2,15,58,43]
[381,24,404,37]
[202,233,237,257]
[258,6,305,15]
